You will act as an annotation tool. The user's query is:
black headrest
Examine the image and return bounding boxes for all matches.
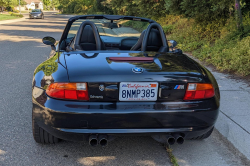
[146,29,163,51]
[81,25,96,44]
[74,21,102,51]
[79,25,97,50]
[130,29,163,51]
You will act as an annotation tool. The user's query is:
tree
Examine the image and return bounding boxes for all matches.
[164,0,234,25]
[0,0,26,12]
[43,0,51,10]
[235,0,243,30]
[0,0,7,12]
[51,0,60,10]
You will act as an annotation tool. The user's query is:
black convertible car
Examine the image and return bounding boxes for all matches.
[32,15,220,146]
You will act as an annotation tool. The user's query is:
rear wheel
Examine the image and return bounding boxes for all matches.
[32,118,60,144]
[190,127,214,140]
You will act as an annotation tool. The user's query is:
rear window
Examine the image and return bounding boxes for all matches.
[67,19,149,39]
[32,9,41,12]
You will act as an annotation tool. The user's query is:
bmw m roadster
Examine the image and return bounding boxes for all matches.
[32,15,220,146]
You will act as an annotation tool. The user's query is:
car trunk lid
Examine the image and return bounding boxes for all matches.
[64,52,203,102]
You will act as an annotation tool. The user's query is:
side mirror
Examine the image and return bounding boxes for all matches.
[42,36,56,51]
[169,40,177,50]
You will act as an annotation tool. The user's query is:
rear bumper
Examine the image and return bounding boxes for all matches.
[32,89,220,141]
[30,15,42,19]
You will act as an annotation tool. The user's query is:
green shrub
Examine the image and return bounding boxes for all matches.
[9,12,23,18]
[156,14,250,76]
[121,20,149,32]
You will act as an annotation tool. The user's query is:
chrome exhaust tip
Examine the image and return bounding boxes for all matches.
[89,135,98,146]
[172,134,184,145]
[167,136,175,145]
[98,135,108,147]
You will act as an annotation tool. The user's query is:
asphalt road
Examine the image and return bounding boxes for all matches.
[0,12,248,166]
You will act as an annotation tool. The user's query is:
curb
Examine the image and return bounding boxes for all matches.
[185,53,250,161]
[215,111,250,160]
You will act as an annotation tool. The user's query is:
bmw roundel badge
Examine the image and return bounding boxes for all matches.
[99,84,105,91]
[132,67,143,73]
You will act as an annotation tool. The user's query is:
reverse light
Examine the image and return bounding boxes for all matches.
[184,83,215,100]
[46,83,89,101]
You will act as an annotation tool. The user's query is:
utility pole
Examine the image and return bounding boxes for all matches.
[235,0,243,30]
[19,0,21,14]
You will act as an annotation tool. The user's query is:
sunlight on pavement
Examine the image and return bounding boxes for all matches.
[0,149,6,161]
[0,25,63,33]
[136,160,158,166]
[78,156,116,165]
[0,33,42,42]
[177,159,190,166]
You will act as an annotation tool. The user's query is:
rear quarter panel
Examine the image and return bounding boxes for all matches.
[32,52,69,90]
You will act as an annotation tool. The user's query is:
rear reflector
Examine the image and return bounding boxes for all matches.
[184,83,215,100]
[46,83,89,101]
[109,57,154,62]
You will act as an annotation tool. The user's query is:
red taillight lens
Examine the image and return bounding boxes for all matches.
[184,83,215,100]
[46,83,89,101]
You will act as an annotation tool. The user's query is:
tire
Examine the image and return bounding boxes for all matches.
[32,118,60,144]
[190,127,214,140]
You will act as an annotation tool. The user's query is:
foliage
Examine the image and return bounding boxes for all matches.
[104,0,166,19]
[164,0,234,25]
[162,14,250,76]
[9,12,23,17]
[122,12,250,75]
[121,20,149,32]
[43,0,50,6]
[0,0,26,11]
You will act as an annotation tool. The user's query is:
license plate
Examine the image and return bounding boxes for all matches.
[119,82,158,101]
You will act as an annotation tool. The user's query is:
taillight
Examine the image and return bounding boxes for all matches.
[46,83,89,101]
[184,83,215,100]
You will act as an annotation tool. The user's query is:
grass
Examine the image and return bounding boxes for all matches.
[166,144,179,166]
[0,14,19,21]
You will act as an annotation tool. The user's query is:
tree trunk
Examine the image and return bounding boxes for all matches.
[235,0,243,30]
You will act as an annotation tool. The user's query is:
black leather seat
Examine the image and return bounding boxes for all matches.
[130,30,146,51]
[73,21,105,51]
[78,25,98,50]
[130,29,163,51]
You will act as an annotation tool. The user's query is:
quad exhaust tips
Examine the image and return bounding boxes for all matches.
[89,134,108,147]
[172,133,185,145]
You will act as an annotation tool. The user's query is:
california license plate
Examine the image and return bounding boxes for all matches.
[119,82,158,101]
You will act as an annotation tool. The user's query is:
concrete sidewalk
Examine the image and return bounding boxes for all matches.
[186,53,250,160]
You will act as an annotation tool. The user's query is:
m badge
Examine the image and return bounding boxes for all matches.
[174,85,184,89]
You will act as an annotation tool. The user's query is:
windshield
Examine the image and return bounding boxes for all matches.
[67,19,149,39]
[32,9,41,12]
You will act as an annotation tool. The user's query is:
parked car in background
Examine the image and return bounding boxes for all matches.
[29,9,44,19]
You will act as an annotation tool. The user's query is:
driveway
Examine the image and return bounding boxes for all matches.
[0,12,248,166]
